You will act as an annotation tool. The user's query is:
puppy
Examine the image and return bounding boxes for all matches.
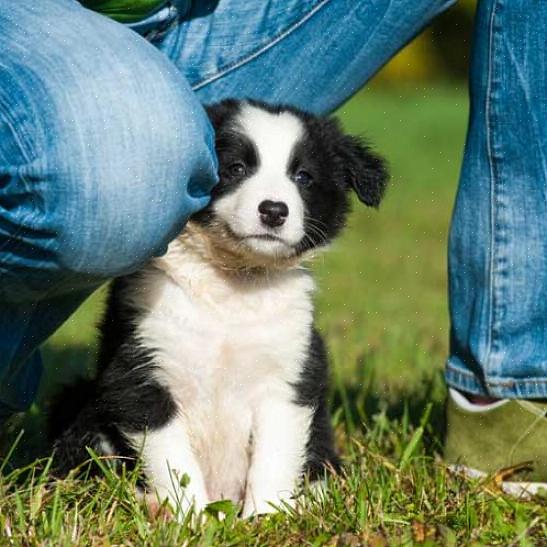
[50,99,388,517]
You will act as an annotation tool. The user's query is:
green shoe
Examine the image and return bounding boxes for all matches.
[445,388,547,497]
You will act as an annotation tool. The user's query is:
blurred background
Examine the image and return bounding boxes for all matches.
[374,0,475,84]
[3,1,478,461]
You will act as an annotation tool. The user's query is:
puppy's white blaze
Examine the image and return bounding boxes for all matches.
[214,104,307,254]
[238,104,305,173]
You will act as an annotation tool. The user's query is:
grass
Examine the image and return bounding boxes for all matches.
[1,85,546,545]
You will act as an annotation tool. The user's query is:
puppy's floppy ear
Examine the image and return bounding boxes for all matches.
[316,116,387,206]
[205,99,241,131]
[331,129,389,208]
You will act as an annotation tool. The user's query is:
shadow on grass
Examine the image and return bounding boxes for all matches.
[1,344,448,473]
[0,344,96,471]
[331,352,447,456]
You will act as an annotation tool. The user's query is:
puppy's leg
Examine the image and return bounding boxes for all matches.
[130,418,209,517]
[242,397,312,517]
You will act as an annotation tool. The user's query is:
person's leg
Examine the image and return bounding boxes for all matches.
[447,0,547,400]
[442,0,547,492]
[0,0,217,417]
[155,0,456,113]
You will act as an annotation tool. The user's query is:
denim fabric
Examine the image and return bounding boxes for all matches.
[0,0,217,413]
[158,0,455,113]
[446,0,547,399]
[1,0,544,418]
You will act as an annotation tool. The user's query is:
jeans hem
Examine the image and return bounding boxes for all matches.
[446,357,547,399]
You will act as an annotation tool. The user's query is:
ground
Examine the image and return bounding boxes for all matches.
[1,86,546,545]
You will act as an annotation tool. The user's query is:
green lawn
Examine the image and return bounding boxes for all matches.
[1,86,546,545]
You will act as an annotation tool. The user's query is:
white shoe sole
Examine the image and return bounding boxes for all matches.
[448,464,547,498]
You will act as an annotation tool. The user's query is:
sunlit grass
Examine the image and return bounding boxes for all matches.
[2,85,545,545]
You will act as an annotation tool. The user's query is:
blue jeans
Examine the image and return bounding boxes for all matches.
[0,0,545,419]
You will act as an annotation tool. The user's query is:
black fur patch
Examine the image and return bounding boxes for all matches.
[50,274,177,476]
[294,328,341,477]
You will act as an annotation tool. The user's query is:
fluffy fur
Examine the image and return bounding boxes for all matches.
[50,99,388,517]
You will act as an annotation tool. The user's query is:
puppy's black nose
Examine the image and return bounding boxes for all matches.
[258,200,289,228]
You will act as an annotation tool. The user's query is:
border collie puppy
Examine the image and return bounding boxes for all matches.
[51,99,388,517]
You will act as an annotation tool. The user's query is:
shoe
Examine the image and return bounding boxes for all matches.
[444,388,547,497]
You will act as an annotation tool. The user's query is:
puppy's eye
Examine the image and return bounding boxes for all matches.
[229,162,247,177]
[293,170,313,187]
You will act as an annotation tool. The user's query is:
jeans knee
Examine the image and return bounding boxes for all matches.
[2,3,218,282]
[53,93,217,278]
[46,55,217,278]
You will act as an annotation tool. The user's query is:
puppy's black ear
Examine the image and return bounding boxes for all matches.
[205,99,241,131]
[332,131,389,208]
[340,135,388,207]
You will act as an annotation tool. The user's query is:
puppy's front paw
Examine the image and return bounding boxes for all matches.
[139,491,175,522]
[242,499,270,518]
[139,485,208,524]
[242,490,295,518]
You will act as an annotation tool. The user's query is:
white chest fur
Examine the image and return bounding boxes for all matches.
[127,236,315,504]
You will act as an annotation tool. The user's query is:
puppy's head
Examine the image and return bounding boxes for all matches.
[191,99,388,269]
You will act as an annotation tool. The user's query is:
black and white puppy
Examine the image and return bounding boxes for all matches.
[51,99,388,517]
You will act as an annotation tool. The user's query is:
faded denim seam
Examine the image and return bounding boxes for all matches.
[191,0,333,91]
[484,0,504,381]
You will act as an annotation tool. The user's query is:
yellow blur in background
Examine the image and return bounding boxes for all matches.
[375,0,475,84]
